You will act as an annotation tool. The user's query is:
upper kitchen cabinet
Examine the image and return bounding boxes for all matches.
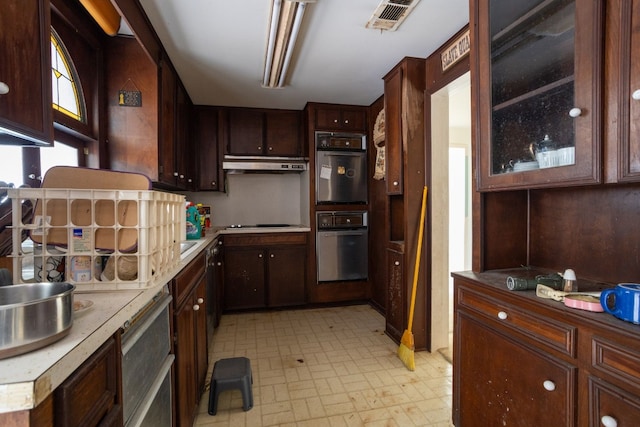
[475,0,603,191]
[604,0,640,183]
[105,40,193,189]
[225,107,303,157]
[194,106,222,191]
[309,103,367,132]
[0,0,53,146]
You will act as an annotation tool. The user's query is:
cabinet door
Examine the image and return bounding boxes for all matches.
[0,0,53,145]
[224,248,266,310]
[384,67,403,195]
[475,0,602,190]
[55,336,122,427]
[315,106,343,130]
[607,0,640,182]
[340,109,366,132]
[175,81,192,190]
[265,110,302,156]
[174,297,197,427]
[385,248,404,342]
[195,106,221,191]
[227,108,264,155]
[194,274,208,393]
[158,56,177,186]
[267,245,306,307]
[589,377,640,427]
[454,312,576,427]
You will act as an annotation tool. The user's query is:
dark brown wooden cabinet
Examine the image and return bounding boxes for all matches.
[225,107,303,157]
[382,57,427,350]
[105,18,193,190]
[194,106,223,191]
[0,0,53,146]
[54,336,122,427]
[385,247,405,343]
[453,270,640,427]
[312,104,367,132]
[474,0,603,190]
[223,233,307,311]
[158,56,177,187]
[605,0,640,183]
[172,252,208,427]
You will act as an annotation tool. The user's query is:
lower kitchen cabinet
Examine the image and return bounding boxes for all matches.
[453,270,640,427]
[223,233,307,311]
[14,334,123,427]
[172,252,208,427]
[385,247,405,343]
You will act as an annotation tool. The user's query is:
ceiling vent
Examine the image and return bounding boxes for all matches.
[366,0,421,31]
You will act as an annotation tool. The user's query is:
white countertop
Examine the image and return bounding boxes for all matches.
[0,235,216,414]
[0,226,311,414]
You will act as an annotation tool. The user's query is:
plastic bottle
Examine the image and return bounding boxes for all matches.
[185,202,202,240]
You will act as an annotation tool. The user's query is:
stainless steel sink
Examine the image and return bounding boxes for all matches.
[180,241,197,254]
[0,282,75,359]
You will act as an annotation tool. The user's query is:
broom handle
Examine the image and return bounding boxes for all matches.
[407,186,428,332]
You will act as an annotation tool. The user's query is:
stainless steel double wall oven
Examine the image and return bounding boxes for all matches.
[315,131,368,282]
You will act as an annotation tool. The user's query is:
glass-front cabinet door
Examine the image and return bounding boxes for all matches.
[475,0,603,190]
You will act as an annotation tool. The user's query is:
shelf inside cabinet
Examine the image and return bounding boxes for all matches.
[493,76,574,112]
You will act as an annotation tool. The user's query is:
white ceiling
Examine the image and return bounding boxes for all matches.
[137,0,469,110]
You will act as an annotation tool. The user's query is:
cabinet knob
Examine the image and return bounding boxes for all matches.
[393,181,399,186]
[268,146,273,151]
[179,174,185,179]
[542,380,556,391]
[216,262,221,266]
[394,261,400,266]
[187,178,192,183]
[568,107,582,118]
[497,311,508,320]
[333,119,338,123]
[258,253,263,258]
[601,415,618,427]
[258,146,262,151]
[270,253,275,258]
[197,297,204,304]
[0,82,9,95]
[632,89,640,101]
[344,119,349,124]
[173,172,178,177]
[193,304,200,311]
[211,181,216,186]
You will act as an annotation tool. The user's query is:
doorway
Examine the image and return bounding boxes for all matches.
[429,71,472,356]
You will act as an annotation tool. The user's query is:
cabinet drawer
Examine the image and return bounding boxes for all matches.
[457,286,576,357]
[224,232,307,247]
[173,252,206,307]
[589,377,640,427]
[55,337,121,427]
[592,336,640,390]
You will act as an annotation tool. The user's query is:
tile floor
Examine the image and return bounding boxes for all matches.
[194,305,453,427]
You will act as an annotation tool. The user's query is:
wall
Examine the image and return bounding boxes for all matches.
[184,172,309,227]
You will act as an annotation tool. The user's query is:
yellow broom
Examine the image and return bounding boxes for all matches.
[398,185,428,371]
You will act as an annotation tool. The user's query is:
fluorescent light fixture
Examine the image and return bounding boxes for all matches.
[263,0,314,88]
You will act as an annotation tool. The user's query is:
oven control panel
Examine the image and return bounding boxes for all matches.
[317,211,368,229]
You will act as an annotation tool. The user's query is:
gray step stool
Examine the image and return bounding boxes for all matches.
[208,357,253,415]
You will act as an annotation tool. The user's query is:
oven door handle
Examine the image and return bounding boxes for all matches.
[317,230,367,236]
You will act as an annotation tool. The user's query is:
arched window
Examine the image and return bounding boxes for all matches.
[51,28,86,123]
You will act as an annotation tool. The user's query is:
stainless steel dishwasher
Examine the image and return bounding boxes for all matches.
[121,289,173,427]
[316,211,368,282]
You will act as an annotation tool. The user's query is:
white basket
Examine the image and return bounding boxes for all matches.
[7,188,185,290]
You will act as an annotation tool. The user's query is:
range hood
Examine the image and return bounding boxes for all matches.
[222,155,308,173]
